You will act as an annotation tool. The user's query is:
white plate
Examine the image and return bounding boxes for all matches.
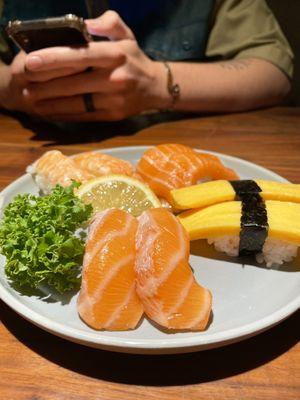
[0,146,299,354]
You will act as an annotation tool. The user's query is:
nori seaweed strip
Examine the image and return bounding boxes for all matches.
[230,180,262,196]
[230,180,269,256]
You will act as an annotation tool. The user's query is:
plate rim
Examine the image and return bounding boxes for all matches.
[0,145,299,353]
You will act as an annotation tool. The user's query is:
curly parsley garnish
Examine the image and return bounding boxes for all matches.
[0,183,92,293]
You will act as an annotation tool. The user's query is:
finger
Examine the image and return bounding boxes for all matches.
[34,93,123,116]
[24,66,86,82]
[86,10,135,40]
[25,42,125,71]
[24,69,120,101]
[10,51,28,78]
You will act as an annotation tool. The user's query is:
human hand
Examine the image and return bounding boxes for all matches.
[23,11,167,121]
[0,51,86,114]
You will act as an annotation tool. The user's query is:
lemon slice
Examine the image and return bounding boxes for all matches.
[76,174,161,217]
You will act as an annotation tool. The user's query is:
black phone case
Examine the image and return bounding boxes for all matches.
[6,15,92,53]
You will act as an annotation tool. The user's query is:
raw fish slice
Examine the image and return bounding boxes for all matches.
[135,208,212,331]
[77,209,143,330]
[198,152,238,181]
[27,150,94,193]
[136,144,238,201]
[136,144,202,200]
[73,151,136,178]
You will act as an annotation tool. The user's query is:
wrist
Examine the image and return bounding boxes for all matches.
[144,61,173,111]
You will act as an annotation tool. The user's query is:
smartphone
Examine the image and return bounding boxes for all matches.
[6,14,93,53]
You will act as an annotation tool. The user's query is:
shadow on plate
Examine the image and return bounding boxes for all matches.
[1,300,299,386]
[190,240,300,272]
[9,281,77,305]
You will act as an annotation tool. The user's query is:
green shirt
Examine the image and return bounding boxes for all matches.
[207,0,294,78]
[0,0,294,78]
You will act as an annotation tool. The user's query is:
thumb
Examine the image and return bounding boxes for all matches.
[86,10,135,41]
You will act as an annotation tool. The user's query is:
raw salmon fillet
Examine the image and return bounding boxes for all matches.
[135,208,212,331]
[198,152,239,181]
[136,143,238,201]
[77,209,143,330]
[27,150,94,193]
[73,151,136,177]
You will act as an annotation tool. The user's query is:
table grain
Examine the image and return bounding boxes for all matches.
[0,107,299,400]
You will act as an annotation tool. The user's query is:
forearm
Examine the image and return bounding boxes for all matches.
[153,58,291,112]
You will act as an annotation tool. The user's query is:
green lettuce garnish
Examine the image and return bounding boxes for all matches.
[0,183,92,293]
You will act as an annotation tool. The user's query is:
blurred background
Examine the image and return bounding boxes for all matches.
[267,0,299,105]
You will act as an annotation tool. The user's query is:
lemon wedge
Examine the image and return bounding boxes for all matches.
[76,174,161,217]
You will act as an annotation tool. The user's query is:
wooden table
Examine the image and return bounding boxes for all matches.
[0,107,299,400]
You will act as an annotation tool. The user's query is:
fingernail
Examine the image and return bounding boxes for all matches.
[26,56,43,70]
[86,20,101,33]
[87,27,97,35]
[86,19,98,25]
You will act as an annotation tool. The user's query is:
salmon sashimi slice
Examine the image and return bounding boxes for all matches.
[77,209,144,330]
[135,208,212,331]
[197,152,239,181]
[136,143,238,201]
[27,150,95,193]
[73,151,136,178]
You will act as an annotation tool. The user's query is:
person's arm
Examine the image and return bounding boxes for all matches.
[165,0,294,112]
[21,11,292,121]
[167,0,293,113]
[161,57,290,112]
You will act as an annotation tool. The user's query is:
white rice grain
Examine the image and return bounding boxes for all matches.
[208,235,239,257]
[208,235,298,268]
[256,238,298,268]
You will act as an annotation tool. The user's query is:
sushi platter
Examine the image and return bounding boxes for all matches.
[0,145,299,354]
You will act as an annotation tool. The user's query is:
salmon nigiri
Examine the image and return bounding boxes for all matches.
[136,144,238,201]
[77,209,143,330]
[73,151,136,178]
[27,150,94,194]
[135,208,212,331]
